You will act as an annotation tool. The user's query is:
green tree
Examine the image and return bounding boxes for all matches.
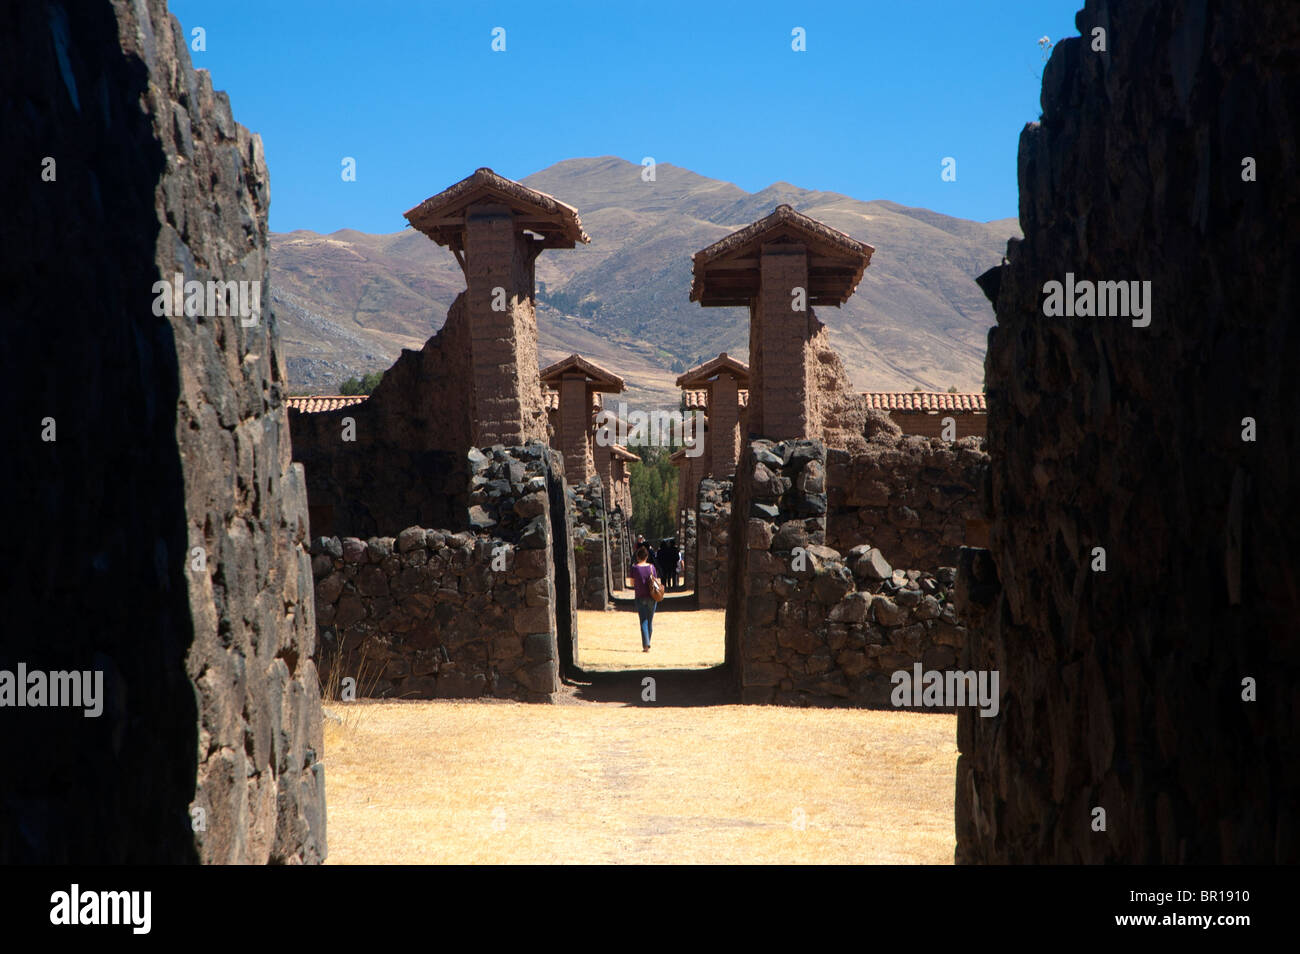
[340,370,384,395]
[628,442,677,543]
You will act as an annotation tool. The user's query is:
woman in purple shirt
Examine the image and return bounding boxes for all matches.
[630,546,660,652]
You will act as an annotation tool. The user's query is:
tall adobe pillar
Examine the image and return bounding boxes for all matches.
[690,205,873,442]
[677,352,750,479]
[405,169,589,447]
[540,353,624,484]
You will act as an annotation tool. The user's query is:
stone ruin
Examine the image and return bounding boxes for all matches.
[677,352,751,484]
[955,0,1299,863]
[541,353,632,608]
[690,204,881,454]
[5,0,323,862]
[309,446,565,701]
[683,206,991,649]
[289,168,588,539]
[289,188,991,704]
[289,173,655,697]
[726,440,969,705]
[19,0,1286,870]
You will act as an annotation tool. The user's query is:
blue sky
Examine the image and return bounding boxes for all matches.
[169,0,1083,234]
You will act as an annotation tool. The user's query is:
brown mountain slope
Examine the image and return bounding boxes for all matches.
[272,156,1019,405]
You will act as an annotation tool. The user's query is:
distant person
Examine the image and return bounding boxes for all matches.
[630,546,661,652]
[657,538,679,591]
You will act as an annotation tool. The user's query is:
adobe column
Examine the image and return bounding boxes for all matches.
[463,201,543,447]
[757,242,811,440]
[558,372,594,482]
[595,437,614,503]
[710,373,740,479]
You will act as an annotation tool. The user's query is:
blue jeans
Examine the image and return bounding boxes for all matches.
[634,597,656,649]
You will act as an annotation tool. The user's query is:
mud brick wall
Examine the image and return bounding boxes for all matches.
[572,476,611,610]
[727,440,968,706]
[889,412,987,440]
[957,0,1300,863]
[2,0,324,863]
[808,323,873,454]
[826,434,988,570]
[311,446,561,702]
[695,478,733,608]
[288,295,475,538]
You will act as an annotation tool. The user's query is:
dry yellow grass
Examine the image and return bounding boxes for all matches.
[323,698,957,864]
[575,602,726,671]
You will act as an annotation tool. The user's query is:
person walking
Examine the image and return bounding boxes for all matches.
[667,540,680,590]
[632,535,651,581]
[656,538,678,591]
[630,545,660,652]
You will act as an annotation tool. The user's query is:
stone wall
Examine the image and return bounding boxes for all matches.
[957,0,1300,863]
[695,478,732,608]
[609,507,630,592]
[826,432,988,570]
[678,509,697,591]
[727,440,966,705]
[572,475,611,610]
[311,446,560,702]
[2,0,323,863]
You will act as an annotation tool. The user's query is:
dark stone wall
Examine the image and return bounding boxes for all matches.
[695,478,732,608]
[678,508,697,592]
[727,440,967,706]
[957,0,1300,863]
[609,506,631,592]
[547,446,579,678]
[313,446,561,702]
[572,476,612,611]
[2,0,323,862]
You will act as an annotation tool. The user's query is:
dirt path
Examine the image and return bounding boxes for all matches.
[575,598,726,672]
[323,697,958,864]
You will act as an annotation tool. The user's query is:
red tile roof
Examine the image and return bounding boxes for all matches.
[862,391,986,412]
[544,390,604,413]
[539,353,624,390]
[676,352,750,388]
[683,389,749,409]
[285,395,368,413]
[404,167,589,249]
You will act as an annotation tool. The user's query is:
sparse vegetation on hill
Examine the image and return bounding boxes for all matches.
[339,371,384,395]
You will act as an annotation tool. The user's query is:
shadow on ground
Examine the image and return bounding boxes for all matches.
[610,589,698,612]
[563,666,736,707]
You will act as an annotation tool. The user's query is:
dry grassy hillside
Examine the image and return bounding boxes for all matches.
[272,156,1019,403]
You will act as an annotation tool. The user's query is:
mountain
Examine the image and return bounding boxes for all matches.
[271,156,1019,406]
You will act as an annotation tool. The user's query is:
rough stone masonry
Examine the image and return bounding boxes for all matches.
[2,0,324,862]
[957,0,1299,863]
[310,446,563,702]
